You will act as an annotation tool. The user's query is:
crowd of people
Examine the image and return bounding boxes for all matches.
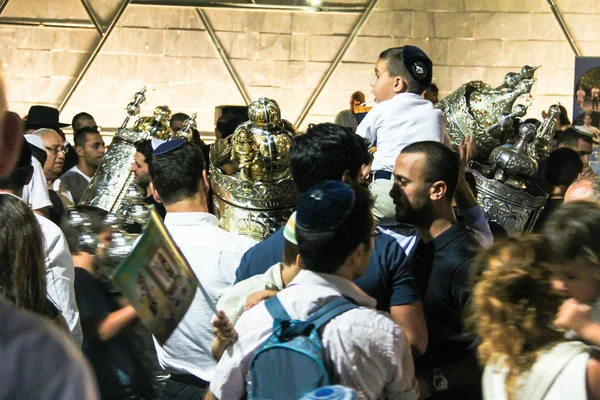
[1,43,600,400]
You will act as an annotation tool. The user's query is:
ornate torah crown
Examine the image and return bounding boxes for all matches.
[436,66,538,160]
[210,98,297,241]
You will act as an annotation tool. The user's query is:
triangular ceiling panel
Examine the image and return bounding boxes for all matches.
[2,0,89,20]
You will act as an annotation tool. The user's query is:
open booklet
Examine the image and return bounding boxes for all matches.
[111,209,217,345]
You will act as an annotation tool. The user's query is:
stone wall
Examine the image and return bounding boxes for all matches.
[0,0,598,138]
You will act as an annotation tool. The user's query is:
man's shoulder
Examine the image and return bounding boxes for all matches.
[333,307,397,329]
[34,213,64,243]
[217,228,258,253]
[243,228,284,259]
[373,230,409,262]
[59,170,88,184]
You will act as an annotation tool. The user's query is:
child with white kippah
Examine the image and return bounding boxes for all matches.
[211,212,301,360]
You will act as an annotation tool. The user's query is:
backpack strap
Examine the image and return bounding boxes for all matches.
[522,341,589,400]
[264,296,292,322]
[307,297,358,331]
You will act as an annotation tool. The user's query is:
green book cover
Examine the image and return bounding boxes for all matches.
[111,210,202,345]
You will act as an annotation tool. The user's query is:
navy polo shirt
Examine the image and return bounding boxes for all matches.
[412,222,480,371]
[235,227,420,311]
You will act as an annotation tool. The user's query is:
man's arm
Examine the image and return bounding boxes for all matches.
[387,240,428,356]
[390,302,428,357]
[355,105,378,145]
[455,137,493,247]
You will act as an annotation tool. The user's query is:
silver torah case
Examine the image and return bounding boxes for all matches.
[438,67,557,236]
[210,97,297,241]
[79,88,171,214]
[466,123,550,236]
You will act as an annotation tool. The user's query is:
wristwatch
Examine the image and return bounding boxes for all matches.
[432,368,449,392]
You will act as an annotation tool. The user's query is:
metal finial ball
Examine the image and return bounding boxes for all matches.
[519,123,537,142]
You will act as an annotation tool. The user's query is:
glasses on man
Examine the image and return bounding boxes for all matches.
[45,146,69,155]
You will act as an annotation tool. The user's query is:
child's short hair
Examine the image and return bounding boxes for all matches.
[543,200,600,266]
[379,45,433,94]
[283,238,299,266]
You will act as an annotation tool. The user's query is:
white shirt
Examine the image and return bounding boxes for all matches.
[22,157,51,211]
[34,213,83,347]
[154,212,257,381]
[356,93,445,172]
[217,262,285,327]
[68,166,92,183]
[211,270,418,400]
[483,342,590,400]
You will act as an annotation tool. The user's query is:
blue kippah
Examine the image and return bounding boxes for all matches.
[153,139,185,156]
[296,181,356,232]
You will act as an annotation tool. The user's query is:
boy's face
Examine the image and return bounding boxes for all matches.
[370,58,400,103]
[550,262,600,303]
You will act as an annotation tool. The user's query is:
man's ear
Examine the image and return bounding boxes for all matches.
[201,169,210,195]
[75,146,84,157]
[151,182,163,204]
[429,180,447,201]
[296,253,304,270]
[393,76,407,94]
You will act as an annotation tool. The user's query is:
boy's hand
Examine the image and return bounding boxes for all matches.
[245,289,279,311]
[555,298,593,333]
[212,311,237,346]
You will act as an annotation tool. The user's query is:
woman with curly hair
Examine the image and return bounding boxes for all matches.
[471,236,600,400]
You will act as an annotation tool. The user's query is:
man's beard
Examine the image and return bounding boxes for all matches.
[394,198,432,228]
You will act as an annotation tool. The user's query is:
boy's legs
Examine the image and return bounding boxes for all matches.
[370,176,398,226]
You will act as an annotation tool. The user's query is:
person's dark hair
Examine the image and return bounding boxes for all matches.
[282,238,299,266]
[290,123,363,193]
[0,138,32,191]
[0,194,47,315]
[557,105,571,126]
[150,142,205,205]
[72,112,95,131]
[135,139,153,165]
[401,141,460,200]
[350,91,365,104]
[355,135,373,166]
[73,126,100,148]
[426,83,439,96]
[379,47,421,94]
[556,127,593,147]
[543,200,600,266]
[296,184,374,275]
[543,148,583,188]
[170,112,189,128]
[216,114,247,140]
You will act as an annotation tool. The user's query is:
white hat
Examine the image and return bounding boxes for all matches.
[151,138,166,150]
[24,134,45,151]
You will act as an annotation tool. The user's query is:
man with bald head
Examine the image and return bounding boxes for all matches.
[564,177,600,203]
